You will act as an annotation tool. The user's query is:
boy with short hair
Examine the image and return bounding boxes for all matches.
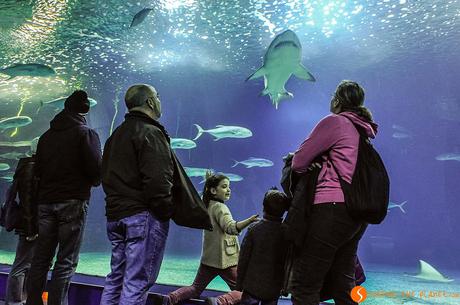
[236,188,290,305]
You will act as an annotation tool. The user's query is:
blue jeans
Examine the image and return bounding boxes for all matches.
[100,211,169,305]
[26,200,88,305]
[241,291,278,305]
[5,235,36,305]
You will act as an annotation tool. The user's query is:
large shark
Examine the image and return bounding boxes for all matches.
[246,30,316,109]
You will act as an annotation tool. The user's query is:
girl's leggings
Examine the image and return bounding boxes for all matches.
[168,263,242,305]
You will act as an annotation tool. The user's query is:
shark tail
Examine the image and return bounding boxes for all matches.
[293,64,316,82]
[246,66,266,81]
[272,91,293,109]
[193,124,205,140]
[231,160,239,168]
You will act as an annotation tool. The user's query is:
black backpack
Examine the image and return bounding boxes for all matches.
[0,156,39,234]
[333,121,390,224]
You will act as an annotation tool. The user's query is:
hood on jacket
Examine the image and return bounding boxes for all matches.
[339,111,378,139]
[50,109,87,131]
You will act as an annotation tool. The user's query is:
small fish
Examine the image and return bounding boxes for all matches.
[0,63,56,80]
[392,132,411,139]
[184,167,211,178]
[392,124,410,133]
[0,151,24,160]
[170,138,197,150]
[246,30,315,109]
[0,116,32,130]
[232,157,274,168]
[130,8,153,28]
[0,175,14,182]
[388,200,407,213]
[193,124,252,141]
[37,97,97,113]
[0,163,10,171]
[0,137,39,148]
[435,153,460,162]
[219,173,243,182]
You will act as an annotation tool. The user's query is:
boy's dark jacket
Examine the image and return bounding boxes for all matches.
[236,218,286,301]
[280,154,365,298]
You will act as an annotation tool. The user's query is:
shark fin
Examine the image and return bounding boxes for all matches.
[246,66,266,81]
[231,160,239,168]
[259,88,270,96]
[293,64,316,81]
[413,260,454,283]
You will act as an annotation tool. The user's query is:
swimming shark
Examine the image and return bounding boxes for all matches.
[409,260,454,283]
[0,63,56,80]
[246,29,316,109]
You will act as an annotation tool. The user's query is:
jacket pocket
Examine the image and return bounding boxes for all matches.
[224,237,238,256]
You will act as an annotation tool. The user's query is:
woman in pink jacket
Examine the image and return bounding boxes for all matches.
[290,80,378,305]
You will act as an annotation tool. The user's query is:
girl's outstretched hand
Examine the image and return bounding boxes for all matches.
[249,214,260,223]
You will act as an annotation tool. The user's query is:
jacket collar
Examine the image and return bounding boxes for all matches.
[125,111,170,143]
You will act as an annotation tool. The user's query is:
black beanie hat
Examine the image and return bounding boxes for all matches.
[64,90,90,113]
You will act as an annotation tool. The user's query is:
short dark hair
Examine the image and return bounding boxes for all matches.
[263,187,290,217]
[125,84,153,110]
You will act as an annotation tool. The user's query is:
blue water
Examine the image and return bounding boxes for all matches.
[1,0,460,301]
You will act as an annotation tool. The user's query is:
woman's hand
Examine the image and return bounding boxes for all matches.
[308,162,322,171]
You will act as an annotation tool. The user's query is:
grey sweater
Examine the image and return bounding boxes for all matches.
[236,217,287,301]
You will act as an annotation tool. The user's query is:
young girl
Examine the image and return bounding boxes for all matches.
[166,172,259,305]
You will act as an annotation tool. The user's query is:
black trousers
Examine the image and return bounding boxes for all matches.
[26,200,88,305]
[290,203,366,305]
[5,235,36,305]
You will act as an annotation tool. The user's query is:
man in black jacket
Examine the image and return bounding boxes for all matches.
[26,90,102,305]
[100,84,174,305]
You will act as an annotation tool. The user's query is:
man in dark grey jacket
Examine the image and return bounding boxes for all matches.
[100,84,174,305]
[26,90,102,305]
[236,189,290,305]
